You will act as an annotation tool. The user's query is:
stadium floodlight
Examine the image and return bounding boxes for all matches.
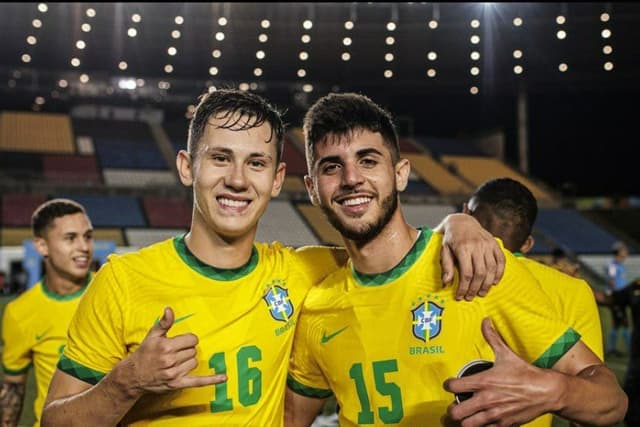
[118,78,136,90]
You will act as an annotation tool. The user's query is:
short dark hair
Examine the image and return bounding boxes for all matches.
[469,178,537,252]
[303,92,400,171]
[32,198,87,238]
[187,89,285,164]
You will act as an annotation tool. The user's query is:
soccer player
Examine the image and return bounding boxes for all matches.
[594,278,640,426]
[285,92,627,427]
[1,199,94,427]
[41,89,503,426]
[605,241,631,356]
[462,177,604,427]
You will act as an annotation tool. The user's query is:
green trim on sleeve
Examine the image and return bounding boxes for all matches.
[533,328,581,369]
[57,354,106,385]
[2,363,32,375]
[287,374,333,399]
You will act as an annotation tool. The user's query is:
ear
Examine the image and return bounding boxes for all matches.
[34,236,49,258]
[462,202,471,214]
[271,162,287,197]
[395,158,411,192]
[304,175,320,206]
[176,150,194,186]
[520,235,535,254]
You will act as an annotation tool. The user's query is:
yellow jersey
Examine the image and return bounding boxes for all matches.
[516,254,603,427]
[2,275,91,426]
[288,229,578,426]
[60,236,338,426]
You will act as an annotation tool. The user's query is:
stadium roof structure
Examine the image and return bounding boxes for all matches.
[1,2,640,113]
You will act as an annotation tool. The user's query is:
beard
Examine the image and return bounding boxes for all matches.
[321,189,399,244]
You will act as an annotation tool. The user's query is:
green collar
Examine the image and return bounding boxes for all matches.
[173,234,259,281]
[352,228,432,286]
[41,274,90,301]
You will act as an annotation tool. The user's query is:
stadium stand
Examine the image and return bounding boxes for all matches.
[52,194,147,228]
[0,112,74,153]
[163,119,189,153]
[142,196,191,228]
[535,208,621,254]
[440,155,554,203]
[256,200,321,247]
[0,227,32,246]
[282,134,308,176]
[417,136,487,157]
[402,204,457,229]
[0,151,44,180]
[1,193,47,227]
[581,208,640,249]
[403,153,474,195]
[125,229,186,248]
[42,154,101,185]
[294,202,343,246]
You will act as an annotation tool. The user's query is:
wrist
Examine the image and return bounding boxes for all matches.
[550,370,572,415]
[105,357,145,401]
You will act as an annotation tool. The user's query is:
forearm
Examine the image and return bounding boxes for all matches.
[42,361,143,427]
[553,364,627,426]
[0,381,25,427]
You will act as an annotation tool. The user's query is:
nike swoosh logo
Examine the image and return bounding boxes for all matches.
[321,326,349,344]
[153,313,195,327]
[36,328,52,341]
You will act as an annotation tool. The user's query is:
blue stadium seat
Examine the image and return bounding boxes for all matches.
[535,208,620,254]
[54,194,147,227]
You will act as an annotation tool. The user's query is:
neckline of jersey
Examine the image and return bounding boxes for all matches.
[351,227,432,286]
[41,273,91,301]
[173,234,259,281]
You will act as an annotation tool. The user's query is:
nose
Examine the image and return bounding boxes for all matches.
[78,236,92,253]
[225,162,249,190]
[341,162,364,188]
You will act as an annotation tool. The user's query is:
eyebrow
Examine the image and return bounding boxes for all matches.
[316,148,384,168]
[207,147,273,161]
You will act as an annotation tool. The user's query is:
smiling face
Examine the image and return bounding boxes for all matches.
[35,212,94,283]
[305,129,409,243]
[178,113,285,241]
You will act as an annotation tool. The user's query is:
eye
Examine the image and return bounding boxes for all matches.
[211,153,230,163]
[249,159,267,169]
[321,163,340,174]
[361,157,378,167]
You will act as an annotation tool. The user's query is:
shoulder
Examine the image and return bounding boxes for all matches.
[303,266,350,309]
[107,237,176,271]
[4,283,43,315]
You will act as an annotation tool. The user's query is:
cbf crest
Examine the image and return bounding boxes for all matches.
[263,279,294,322]
[411,295,445,342]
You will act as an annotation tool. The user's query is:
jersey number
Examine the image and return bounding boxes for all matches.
[349,359,404,424]
[209,345,262,412]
